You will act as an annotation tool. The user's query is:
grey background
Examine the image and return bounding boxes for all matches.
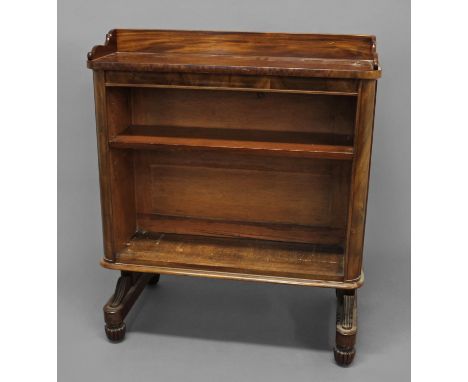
[58,0,410,380]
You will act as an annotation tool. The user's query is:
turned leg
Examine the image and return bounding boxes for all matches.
[103,271,153,342]
[334,289,357,366]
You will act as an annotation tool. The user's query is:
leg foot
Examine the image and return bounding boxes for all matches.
[105,322,126,342]
[103,271,152,342]
[148,273,160,286]
[334,289,357,366]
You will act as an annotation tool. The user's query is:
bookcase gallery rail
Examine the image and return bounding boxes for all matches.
[87,29,381,366]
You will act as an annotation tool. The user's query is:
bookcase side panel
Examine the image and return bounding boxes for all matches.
[92,71,115,261]
[106,85,137,255]
[345,80,377,280]
[92,71,137,261]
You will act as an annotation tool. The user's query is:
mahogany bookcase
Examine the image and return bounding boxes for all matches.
[87,29,381,366]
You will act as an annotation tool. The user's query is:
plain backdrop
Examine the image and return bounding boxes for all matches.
[58,1,410,381]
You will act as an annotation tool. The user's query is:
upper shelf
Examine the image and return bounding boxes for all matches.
[87,29,381,79]
[109,125,354,160]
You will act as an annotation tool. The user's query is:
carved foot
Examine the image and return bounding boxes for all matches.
[103,271,152,342]
[148,273,160,286]
[105,322,126,342]
[334,289,357,366]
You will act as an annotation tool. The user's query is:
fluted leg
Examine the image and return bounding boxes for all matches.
[103,271,153,342]
[334,289,357,366]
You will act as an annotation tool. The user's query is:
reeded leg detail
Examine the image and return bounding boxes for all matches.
[334,289,357,366]
[103,271,152,342]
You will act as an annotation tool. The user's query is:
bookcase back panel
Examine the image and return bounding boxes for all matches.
[134,150,351,245]
[131,88,356,137]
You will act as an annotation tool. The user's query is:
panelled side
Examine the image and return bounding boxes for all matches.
[92,71,137,261]
[92,71,114,261]
[345,80,377,280]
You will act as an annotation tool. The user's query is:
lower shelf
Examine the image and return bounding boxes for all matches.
[101,232,361,288]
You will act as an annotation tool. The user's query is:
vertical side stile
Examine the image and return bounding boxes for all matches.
[344,80,377,280]
[93,70,115,261]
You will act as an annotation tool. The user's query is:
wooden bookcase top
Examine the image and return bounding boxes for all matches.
[87,29,381,79]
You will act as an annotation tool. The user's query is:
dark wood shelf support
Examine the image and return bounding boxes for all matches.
[103,271,160,341]
[334,289,357,366]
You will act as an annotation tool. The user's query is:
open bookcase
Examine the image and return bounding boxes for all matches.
[88,29,381,365]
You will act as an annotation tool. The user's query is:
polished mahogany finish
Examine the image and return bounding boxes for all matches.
[88,29,381,366]
[88,29,380,78]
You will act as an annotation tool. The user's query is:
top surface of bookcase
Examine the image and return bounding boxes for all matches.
[87,29,381,79]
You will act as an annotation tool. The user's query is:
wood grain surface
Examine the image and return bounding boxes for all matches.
[88,29,381,79]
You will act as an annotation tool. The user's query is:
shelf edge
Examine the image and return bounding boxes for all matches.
[100,258,364,289]
[104,83,358,96]
[109,137,354,160]
[89,59,381,79]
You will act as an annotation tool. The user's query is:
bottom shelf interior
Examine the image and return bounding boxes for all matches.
[115,232,344,281]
